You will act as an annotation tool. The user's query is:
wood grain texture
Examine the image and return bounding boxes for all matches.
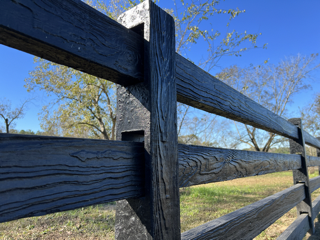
[288,118,314,233]
[115,1,180,239]
[2,132,318,235]
[304,131,320,150]
[276,214,309,240]
[310,176,320,193]
[307,156,320,167]
[181,184,305,240]
[175,54,320,149]
[0,133,144,223]
[178,144,301,187]
[286,194,320,240]
[282,194,320,240]
[312,194,320,221]
[0,0,144,86]
[3,0,320,149]
[148,3,180,238]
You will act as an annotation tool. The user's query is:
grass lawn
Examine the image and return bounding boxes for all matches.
[1,169,320,239]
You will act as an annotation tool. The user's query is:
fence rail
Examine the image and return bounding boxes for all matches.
[2,134,320,222]
[181,184,306,239]
[0,134,144,223]
[2,0,320,149]
[1,0,320,239]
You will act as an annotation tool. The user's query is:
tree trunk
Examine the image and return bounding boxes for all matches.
[111,117,116,140]
[5,118,9,133]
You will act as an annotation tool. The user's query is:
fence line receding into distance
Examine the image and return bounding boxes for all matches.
[1,0,320,239]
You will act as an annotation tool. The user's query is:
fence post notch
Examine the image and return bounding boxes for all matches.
[288,118,314,234]
[115,1,180,239]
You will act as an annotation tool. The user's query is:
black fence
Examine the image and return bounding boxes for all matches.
[1,0,320,239]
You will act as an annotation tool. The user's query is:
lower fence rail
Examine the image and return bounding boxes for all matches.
[181,176,320,240]
[312,194,320,221]
[277,214,309,240]
[278,193,320,239]
[181,184,305,240]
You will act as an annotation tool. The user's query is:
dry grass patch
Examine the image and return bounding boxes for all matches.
[181,170,320,239]
[180,171,295,236]
[0,203,116,240]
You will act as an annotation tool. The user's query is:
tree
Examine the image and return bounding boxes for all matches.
[177,109,238,148]
[0,98,31,133]
[96,0,265,142]
[302,91,320,142]
[26,0,263,140]
[18,129,36,135]
[216,53,320,152]
[95,0,264,65]
[162,0,265,144]
[25,58,116,140]
[7,129,36,135]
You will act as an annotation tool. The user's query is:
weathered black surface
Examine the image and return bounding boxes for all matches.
[175,55,320,149]
[307,156,320,167]
[181,184,305,240]
[277,214,309,240]
[304,132,320,150]
[178,144,301,187]
[0,134,144,223]
[3,2,320,238]
[0,0,144,86]
[3,131,320,235]
[280,194,320,239]
[312,194,320,221]
[289,118,314,233]
[115,1,180,239]
[310,176,320,193]
[3,0,320,150]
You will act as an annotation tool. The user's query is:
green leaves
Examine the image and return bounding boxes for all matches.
[25,58,117,139]
[167,0,265,72]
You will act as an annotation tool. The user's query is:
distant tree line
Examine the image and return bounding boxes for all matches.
[0,128,56,136]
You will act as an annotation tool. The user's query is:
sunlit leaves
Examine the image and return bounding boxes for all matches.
[25,58,116,140]
[166,0,263,72]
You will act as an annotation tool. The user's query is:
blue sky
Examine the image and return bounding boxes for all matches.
[0,0,320,133]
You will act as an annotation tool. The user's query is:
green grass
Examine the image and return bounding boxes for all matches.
[0,203,116,240]
[1,169,319,239]
[180,171,297,235]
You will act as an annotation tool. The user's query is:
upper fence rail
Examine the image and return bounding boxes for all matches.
[0,0,144,86]
[1,0,320,149]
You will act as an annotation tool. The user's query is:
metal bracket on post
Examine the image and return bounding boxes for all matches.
[288,118,314,234]
[115,1,180,239]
